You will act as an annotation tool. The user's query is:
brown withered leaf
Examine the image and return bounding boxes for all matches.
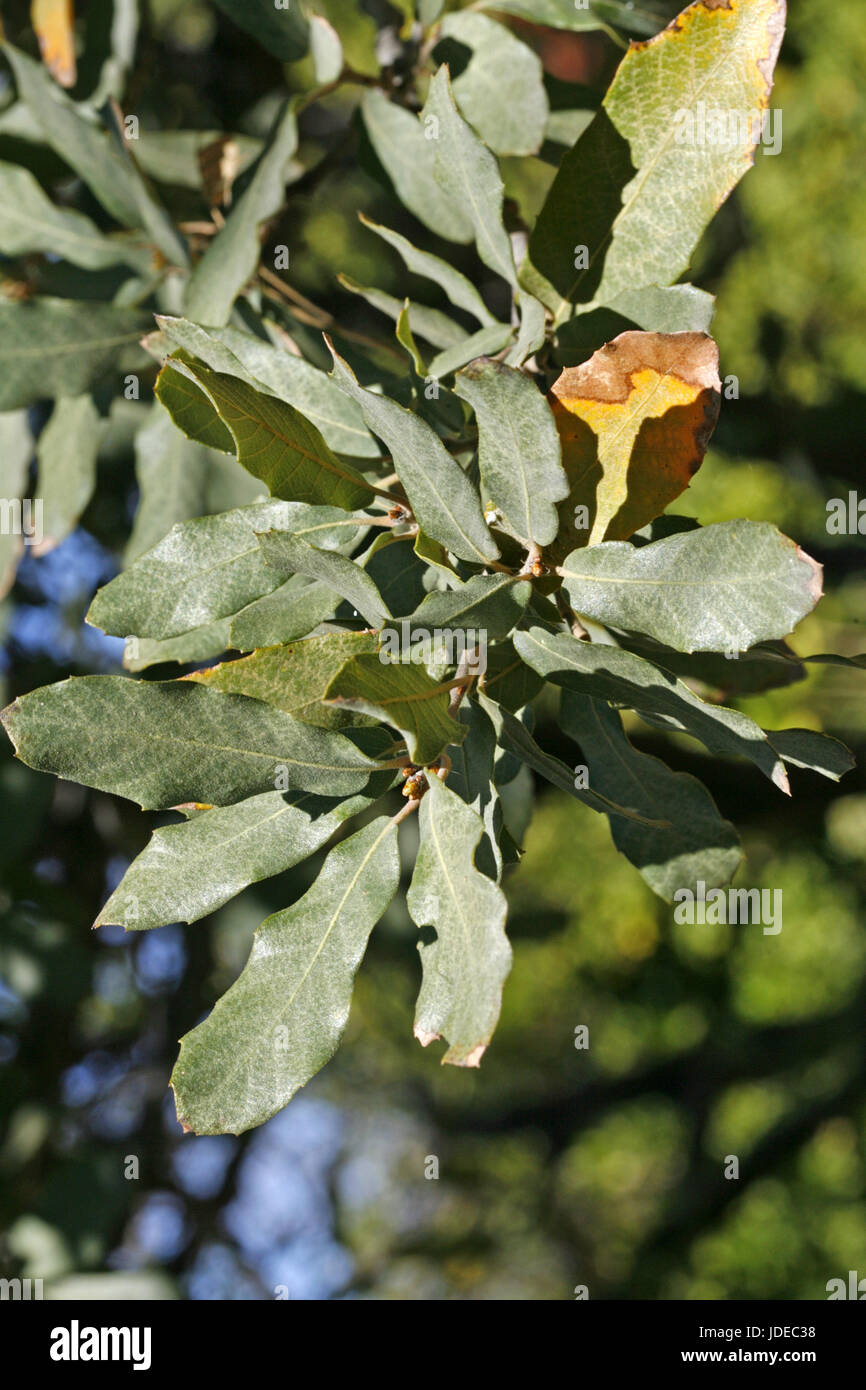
[547,330,721,562]
[198,135,243,209]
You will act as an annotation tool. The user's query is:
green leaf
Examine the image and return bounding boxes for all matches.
[255,528,391,629]
[422,66,517,288]
[0,409,33,595]
[603,284,716,334]
[311,0,380,78]
[478,639,543,712]
[184,101,299,327]
[524,0,786,317]
[611,632,809,698]
[361,89,473,244]
[309,13,343,82]
[338,273,467,352]
[396,300,427,376]
[126,404,261,562]
[427,323,515,379]
[766,729,856,784]
[97,785,386,930]
[448,699,503,881]
[479,1,681,35]
[561,693,741,900]
[0,299,151,410]
[325,654,466,766]
[327,342,499,564]
[155,317,381,458]
[171,817,400,1135]
[436,12,548,157]
[478,688,662,822]
[34,395,104,549]
[154,359,236,452]
[420,0,446,23]
[135,129,263,191]
[229,577,340,653]
[1,676,387,809]
[797,653,866,673]
[558,522,823,654]
[507,292,548,368]
[123,622,233,673]
[455,358,568,547]
[359,214,498,327]
[554,287,716,367]
[408,573,532,644]
[3,43,186,266]
[89,502,356,640]
[189,632,380,728]
[0,160,151,271]
[414,527,458,579]
[407,775,510,1065]
[164,359,375,509]
[210,0,309,62]
[363,532,429,618]
[513,625,790,791]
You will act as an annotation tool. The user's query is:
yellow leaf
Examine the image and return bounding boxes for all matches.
[31,0,76,88]
[548,330,721,556]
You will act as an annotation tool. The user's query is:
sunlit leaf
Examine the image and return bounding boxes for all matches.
[361,89,473,244]
[328,341,499,563]
[89,502,357,640]
[97,782,388,931]
[325,653,466,766]
[407,775,511,1065]
[423,65,517,288]
[188,632,381,729]
[513,625,790,791]
[524,0,786,317]
[255,527,391,629]
[162,358,374,510]
[1,676,387,808]
[435,12,548,157]
[455,357,568,547]
[185,101,298,326]
[155,317,380,458]
[172,817,400,1135]
[359,214,498,327]
[548,331,721,554]
[558,521,822,654]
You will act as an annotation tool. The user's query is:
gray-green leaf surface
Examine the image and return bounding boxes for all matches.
[1,677,386,808]
[97,785,387,930]
[328,343,499,563]
[513,625,790,791]
[561,692,741,900]
[558,522,822,654]
[171,817,399,1134]
[455,358,568,546]
[408,775,511,1065]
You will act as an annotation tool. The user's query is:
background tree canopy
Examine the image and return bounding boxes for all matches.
[0,0,864,1300]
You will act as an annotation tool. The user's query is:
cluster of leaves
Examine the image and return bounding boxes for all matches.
[1,0,861,1137]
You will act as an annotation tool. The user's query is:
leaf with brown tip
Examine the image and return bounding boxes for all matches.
[547,330,721,561]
